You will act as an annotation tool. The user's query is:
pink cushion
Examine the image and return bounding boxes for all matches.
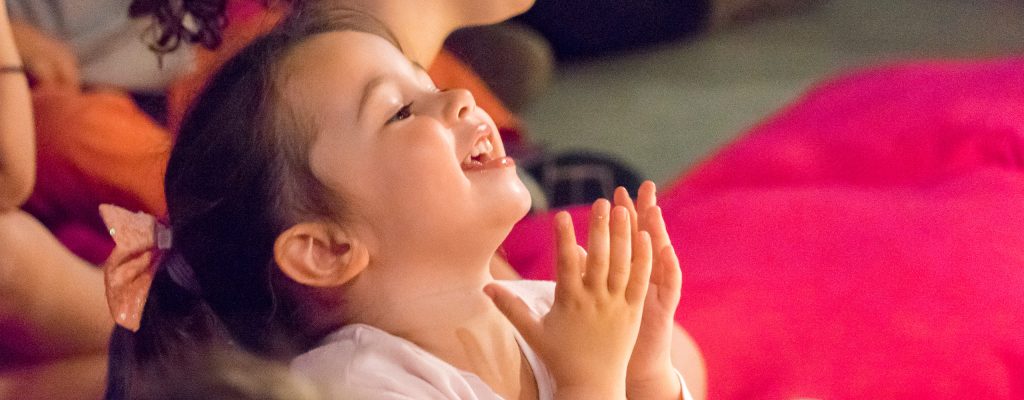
[504,57,1024,399]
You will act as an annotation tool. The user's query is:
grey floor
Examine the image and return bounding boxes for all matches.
[521,0,1024,184]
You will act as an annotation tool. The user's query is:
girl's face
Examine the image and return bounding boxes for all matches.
[284,31,531,257]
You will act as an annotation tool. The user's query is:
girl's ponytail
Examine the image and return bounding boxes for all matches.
[133,253,229,365]
[104,251,232,399]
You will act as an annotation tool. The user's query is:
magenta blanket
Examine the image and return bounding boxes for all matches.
[503,58,1024,399]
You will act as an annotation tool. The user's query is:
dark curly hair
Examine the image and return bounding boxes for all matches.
[128,0,301,54]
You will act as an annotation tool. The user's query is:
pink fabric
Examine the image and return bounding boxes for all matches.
[503,57,1024,399]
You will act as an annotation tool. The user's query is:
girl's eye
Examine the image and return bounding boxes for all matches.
[387,103,413,124]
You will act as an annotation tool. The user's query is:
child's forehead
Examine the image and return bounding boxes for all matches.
[287,31,413,84]
[284,32,404,83]
[280,31,418,126]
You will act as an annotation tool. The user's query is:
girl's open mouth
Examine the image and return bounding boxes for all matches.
[460,131,515,171]
[461,156,515,171]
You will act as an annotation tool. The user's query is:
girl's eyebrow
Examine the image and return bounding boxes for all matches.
[410,62,435,87]
[358,76,388,123]
[358,63,427,123]
[411,61,428,73]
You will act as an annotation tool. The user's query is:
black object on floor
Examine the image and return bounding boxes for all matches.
[525,150,645,208]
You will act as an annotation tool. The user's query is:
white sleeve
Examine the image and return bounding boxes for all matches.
[675,369,696,400]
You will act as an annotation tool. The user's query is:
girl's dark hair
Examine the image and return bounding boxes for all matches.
[108,4,400,398]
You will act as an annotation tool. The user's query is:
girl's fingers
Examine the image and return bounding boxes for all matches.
[636,183,658,265]
[646,206,682,305]
[607,206,633,293]
[577,245,587,272]
[637,181,657,219]
[613,186,640,236]
[625,231,653,304]
[554,211,582,296]
[484,283,542,345]
[646,206,672,259]
[642,207,663,287]
[583,199,611,290]
[658,244,683,299]
[613,187,648,280]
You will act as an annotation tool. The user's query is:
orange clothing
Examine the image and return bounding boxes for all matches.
[30,89,170,217]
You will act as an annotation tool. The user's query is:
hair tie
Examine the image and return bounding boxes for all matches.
[99,204,175,332]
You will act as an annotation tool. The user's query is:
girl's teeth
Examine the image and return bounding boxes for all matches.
[464,138,496,166]
[474,140,489,157]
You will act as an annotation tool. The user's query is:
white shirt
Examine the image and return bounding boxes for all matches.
[292,280,694,400]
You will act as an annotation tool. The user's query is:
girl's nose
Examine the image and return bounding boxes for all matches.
[436,88,476,125]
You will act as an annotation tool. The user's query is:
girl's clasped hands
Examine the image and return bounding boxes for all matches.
[487,181,684,400]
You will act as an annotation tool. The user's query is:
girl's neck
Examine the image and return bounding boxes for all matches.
[343,257,538,399]
[345,257,502,342]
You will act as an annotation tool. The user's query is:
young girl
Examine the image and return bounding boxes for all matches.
[103,3,695,399]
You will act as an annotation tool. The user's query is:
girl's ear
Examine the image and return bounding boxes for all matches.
[273,223,369,287]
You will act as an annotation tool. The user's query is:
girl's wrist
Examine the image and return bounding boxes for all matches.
[626,367,681,400]
[555,383,627,400]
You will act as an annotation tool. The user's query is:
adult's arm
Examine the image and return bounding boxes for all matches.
[0,1,33,211]
[0,210,112,362]
[0,354,107,400]
[340,0,535,66]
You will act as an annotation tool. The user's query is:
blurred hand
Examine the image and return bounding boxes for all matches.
[10,21,80,91]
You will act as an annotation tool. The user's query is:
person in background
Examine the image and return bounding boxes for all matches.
[0,2,113,399]
[7,0,193,112]
[2,4,238,398]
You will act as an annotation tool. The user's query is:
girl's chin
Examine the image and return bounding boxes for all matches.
[481,184,532,228]
[501,193,533,233]
[510,189,532,220]
[498,179,533,216]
